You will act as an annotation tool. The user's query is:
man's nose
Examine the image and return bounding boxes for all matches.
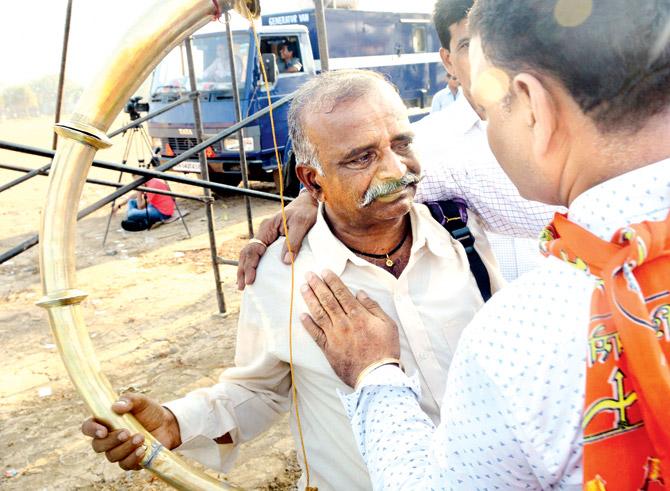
[377,148,407,179]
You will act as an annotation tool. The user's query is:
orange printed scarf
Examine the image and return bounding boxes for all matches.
[540,212,670,490]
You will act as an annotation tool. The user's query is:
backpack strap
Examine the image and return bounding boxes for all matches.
[425,200,493,302]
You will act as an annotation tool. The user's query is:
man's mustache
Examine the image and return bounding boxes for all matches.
[359,172,421,208]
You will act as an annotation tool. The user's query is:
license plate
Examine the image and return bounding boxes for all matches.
[172,161,202,173]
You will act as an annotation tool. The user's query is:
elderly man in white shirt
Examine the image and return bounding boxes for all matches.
[81,69,504,491]
[298,0,670,489]
[236,0,555,288]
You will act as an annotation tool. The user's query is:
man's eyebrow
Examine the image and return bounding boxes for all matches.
[337,132,414,163]
[456,36,470,49]
[393,132,414,142]
[338,143,377,163]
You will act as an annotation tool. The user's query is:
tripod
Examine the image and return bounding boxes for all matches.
[102,119,191,246]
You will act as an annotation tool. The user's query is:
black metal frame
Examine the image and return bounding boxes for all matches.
[1,32,295,313]
[0,92,294,262]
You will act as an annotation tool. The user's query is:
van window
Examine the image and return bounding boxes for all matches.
[150,32,250,97]
[260,36,304,74]
[412,26,426,53]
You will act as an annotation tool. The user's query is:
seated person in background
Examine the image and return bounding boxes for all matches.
[278,42,302,73]
[115,177,175,231]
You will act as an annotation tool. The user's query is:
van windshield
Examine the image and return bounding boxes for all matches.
[150,32,250,97]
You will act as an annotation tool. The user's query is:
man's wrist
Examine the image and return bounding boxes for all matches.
[162,406,183,449]
[354,358,403,391]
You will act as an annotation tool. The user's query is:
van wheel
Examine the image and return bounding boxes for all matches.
[276,154,300,197]
[210,172,241,197]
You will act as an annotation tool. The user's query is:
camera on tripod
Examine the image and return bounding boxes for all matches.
[124,96,150,121]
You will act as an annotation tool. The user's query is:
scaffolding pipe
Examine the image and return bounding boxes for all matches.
[225,9,254,238]
[185,36,226,313]
[0,162,205,202]
[0,140,293,202]
[0,162,52,193]
[52,0,73,150]
[2,94,193,194]
[217,257,240,266]
[0,145,293,265]
[314,0,330,71]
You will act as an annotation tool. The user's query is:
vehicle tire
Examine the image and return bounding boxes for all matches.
[209,172,241,197]
[280,153,301,198]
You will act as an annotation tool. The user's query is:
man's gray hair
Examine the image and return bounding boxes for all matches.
[287,69,395,174]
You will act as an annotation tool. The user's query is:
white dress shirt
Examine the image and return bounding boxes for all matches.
[165,202,503,490]
[413,94,561,281]
[431,86,462,113]
[342,159,670,490]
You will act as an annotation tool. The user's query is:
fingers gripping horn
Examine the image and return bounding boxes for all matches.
[37,1,259,489]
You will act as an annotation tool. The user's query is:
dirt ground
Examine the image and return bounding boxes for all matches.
[0,116,299,489]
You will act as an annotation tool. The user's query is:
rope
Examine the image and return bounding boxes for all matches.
[248,14,315,490]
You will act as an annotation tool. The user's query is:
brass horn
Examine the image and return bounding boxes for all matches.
[38,1,260,489]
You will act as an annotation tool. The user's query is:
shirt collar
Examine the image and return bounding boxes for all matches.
[568,158,670,240]
[449,94,482,136]
[308,202,452,276]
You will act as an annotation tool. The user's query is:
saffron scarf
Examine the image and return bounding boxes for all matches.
[540,212,670,490]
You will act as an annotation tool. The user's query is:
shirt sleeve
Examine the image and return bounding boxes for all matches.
[163,285,291,471]
[288,57,302,71]
[340,365,446,490]
[340,359,539,490]
[342,264,589,490]
[415,155,562,238]
[436,336,543,489]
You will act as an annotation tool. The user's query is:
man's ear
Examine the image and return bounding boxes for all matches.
[439,47,452,73]
[296,164,324,202]
[512,73,557,159]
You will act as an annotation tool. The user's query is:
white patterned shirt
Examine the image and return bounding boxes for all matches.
[341,159,670,490]
[413,95,561,280]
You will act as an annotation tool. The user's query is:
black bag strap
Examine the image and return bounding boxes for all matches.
[425,200,493,302]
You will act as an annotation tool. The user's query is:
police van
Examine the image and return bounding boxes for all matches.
[148,8,443,196]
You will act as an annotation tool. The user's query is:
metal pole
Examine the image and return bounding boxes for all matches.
[0,140,293,202]
[314,0,330,71]
[52,0,73,150]
[0,162,205,201]
[184,36,226,314]
[104,126,137,247]
[224,9,254,238]
[0,162,51,193]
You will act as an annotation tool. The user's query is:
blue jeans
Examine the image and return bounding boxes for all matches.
[126,199,170,226]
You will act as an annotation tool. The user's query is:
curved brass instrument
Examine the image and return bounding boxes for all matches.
[38,1,259,489]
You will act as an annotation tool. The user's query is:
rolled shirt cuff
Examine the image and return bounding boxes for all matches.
[162,397,238,472]
[338,364,421,420]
